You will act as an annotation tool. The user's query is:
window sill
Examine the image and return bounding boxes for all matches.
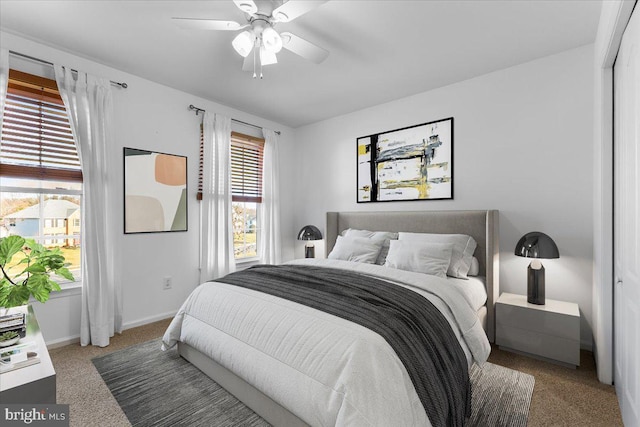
[236,257,260,264]
[46,281,82,300]
[235,257,260,270]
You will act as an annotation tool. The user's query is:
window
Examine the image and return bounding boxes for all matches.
[232,201,258,259]
[197,130,264,260]
[0,69,82,284]
[231,132,264,260]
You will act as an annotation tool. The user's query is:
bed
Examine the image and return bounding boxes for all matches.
[163,210,499,427]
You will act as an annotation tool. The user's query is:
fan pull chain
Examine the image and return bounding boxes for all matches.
[259,35,264,79]
[252,43,257,79]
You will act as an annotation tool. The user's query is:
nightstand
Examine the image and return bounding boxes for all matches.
[496,292,580,367]
[0,305,56,403]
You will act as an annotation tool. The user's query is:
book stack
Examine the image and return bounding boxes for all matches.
[0,312,26,339]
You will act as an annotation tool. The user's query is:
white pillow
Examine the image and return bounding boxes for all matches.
[342,229,398,265]
[328,235,383,264]
[384,240,453,278]
[468,257,480,276]
[398,232,477,279]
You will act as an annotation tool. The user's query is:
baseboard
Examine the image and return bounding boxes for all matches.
[581,340,593,352]
[46,335,81,349]
[44,311,176,348]
[122,311,176,330]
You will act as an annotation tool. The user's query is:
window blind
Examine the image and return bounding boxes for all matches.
[1,69,81,182]
[231,132,264,203]
[197,130,264,202]
[197,123,204,200]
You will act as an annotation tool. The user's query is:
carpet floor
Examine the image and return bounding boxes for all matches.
[92,339,534,427]
[49,318,623,426]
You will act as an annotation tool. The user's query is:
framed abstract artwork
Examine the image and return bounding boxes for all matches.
[357,117,453,203]
[124,147,188,233]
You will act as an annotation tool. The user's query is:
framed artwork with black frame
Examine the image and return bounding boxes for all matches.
[123,147,188,233]
[357,117,453,203]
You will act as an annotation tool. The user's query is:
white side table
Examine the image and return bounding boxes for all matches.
[496,292,580,367]
[0,305,56,403]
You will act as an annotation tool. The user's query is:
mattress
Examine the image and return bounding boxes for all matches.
[163,259,490,427]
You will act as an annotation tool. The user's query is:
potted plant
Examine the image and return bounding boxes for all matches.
[0,235,74,309]
[0,330,20,347]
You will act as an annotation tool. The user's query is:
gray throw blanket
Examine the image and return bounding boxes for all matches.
[215,264,470,427]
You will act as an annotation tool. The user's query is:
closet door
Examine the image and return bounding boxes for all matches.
[613,4,639,427]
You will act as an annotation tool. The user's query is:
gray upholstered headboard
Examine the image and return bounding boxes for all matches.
[326,210,499,342]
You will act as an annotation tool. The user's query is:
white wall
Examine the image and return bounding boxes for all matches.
[1,31,298,346]
[293,44,595,348]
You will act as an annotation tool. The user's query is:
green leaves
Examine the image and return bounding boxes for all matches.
[27,274,50,303]
[0,279,11,307]
[0,330,19,341]
[0,235,25,266]
[0,235,73,308]
[2,284,31,307]
[48,280,62,292]
[55,267,74,282]
[24,264,46,274]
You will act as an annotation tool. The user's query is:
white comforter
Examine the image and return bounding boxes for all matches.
[162,259,491,427]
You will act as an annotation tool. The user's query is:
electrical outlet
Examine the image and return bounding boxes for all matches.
[163,276,172,290]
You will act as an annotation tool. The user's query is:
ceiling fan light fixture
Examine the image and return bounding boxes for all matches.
[261,27,283,53]
[259,46,278,66]
[232,30,255,57]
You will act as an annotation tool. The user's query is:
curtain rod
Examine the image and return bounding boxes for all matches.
[9,50,128,89]
[189,104,281,135]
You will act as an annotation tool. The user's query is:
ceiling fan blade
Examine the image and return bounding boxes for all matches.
[233,0,258,15]
[280,32,329,64]
[272,0,329,23]
[172,18,246,31]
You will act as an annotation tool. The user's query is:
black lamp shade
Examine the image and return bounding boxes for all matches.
[297,225,322,258]
[514,232,559,259]
[515,232,559,305]
[297,225,322,241]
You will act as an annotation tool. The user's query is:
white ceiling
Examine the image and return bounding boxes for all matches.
[0,0,601,128]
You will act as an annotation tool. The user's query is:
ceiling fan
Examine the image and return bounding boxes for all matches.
[173,0,329,78]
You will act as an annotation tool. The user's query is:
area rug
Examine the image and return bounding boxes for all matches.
[93,339,534,427]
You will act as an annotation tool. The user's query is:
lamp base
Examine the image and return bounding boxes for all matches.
[305,244,315,258]
[527,262,545,305]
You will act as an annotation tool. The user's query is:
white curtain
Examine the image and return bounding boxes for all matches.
[0,48,9,137]
[54,65,121,347]
[200,112,235,282]
[259,129,282,264]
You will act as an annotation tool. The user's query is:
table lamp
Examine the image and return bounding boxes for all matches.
[297,225,322,258]
[514,231,560,305]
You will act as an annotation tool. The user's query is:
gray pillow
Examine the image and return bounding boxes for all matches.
[384,240,453,278]
[468,257,480,276]
[342,229,399,265]
[398,232,477,279]
[328,235,383,264]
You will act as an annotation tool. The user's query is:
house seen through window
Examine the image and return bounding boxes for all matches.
[0,69,82,284]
